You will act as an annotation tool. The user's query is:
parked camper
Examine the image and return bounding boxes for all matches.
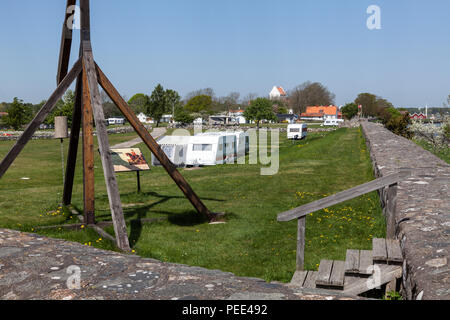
[107,118,126,125]
[152,135,191,167]
[322,119,343,127]
[225,131,249,158]
[287,124,308,140]
[186,133,237,166]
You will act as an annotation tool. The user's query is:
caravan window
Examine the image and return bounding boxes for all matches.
[193,144,212,151]
[290,128,300,133]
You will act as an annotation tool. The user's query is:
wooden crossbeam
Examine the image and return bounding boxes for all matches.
[278,171,411,222]
[95,64,216,222]
[0,59,82,179]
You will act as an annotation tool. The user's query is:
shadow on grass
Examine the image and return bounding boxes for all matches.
[92,191,226,248]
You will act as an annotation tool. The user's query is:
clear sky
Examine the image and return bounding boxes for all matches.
[0,0,449,108]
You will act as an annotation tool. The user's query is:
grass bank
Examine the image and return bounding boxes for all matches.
[0,127,385,282]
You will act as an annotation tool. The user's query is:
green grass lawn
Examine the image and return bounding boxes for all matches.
[0,127,385,283]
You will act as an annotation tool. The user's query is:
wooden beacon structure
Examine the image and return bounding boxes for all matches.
[0,0,216,252]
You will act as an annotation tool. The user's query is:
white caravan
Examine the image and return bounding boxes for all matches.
[152,135,192,167]
[287,124,308,140]
[186,133,237,166]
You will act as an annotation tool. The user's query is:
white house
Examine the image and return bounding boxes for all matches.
[269,86,287,100]
[137,113,153,124]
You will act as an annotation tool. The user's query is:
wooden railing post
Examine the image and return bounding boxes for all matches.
[386,183,398,239]
[297,216,306,271]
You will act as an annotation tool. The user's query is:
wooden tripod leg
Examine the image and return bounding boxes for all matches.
[95,64,215,222]
[83,51,130,251]
[57,0,77,84]
[62,73,82,206]
[0,59,82,179]
[82,68,96,225]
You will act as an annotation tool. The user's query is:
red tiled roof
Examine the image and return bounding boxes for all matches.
[303,106,338,116]
[277,87,287,96]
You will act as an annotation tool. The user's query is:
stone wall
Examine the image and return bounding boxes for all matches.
[0,125,153,141]
[361,121,449,300]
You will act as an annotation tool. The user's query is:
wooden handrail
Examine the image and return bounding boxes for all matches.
[277,169,412,271]
[277,170,411,222]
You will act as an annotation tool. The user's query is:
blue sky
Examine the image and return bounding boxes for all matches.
[0,0,449,108]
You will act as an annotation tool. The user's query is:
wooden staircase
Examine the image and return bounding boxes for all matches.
[288,238,403,296]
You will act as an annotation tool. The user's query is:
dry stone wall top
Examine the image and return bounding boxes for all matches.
[361,121,449,300]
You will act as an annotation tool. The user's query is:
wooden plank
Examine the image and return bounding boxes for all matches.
[57,0,77,84]
[83,51,130,252]
[95,63,215,221]
[343,265,402,296]
[329,260,346,288]
[0,59,82,179]
[296,216,306,271]
[359,250,374,275]
[316,260,333,286]
[386,184,398,239]
[372,238,388,263]
[289,271,308,288]
[62,58,83,206]
[303,271,318,289]
[386,239,403,264]
[82,67,96,225]
[345,249,360,274]
[277,171,411,222]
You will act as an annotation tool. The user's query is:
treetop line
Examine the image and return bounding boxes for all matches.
[0,0,218,252]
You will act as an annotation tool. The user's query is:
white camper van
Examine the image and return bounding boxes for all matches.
[186,133,237,166]
[287,124,308,140]
[152,135,192,167]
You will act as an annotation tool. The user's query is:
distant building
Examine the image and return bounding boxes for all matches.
[410,113,427,120]
[228,109,247,124]
[300,106,339,121]
[0,112,8,118]
[269,86,287,100]
[137,113,153,124]
[277,114,298,124]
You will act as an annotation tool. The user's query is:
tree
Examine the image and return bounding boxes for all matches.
[243,98,277,129]
[165,89,182,120]
[128,93,149,115]
[174,105,194,124]
[288,81,336,114]
[4,98,33,130]
[147,84,168,127]
[341,103,359,120]
[44,90,75,126]
[185,88,215,101]
[185,95,213,115]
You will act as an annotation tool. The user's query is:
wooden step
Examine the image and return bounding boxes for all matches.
[345,249,374,276]
[343,264,402,296]
[289,270,317,289]
[373,238,403,265]
[316,260,345,289]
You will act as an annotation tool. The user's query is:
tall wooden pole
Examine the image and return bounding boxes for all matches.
[81,64,96,225]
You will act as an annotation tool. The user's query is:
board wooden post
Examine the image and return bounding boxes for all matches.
[62,68,83,206]
[81,64,96,225]
[386,183,398,239]
[83,50,130,251]
[297,216,306,271]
